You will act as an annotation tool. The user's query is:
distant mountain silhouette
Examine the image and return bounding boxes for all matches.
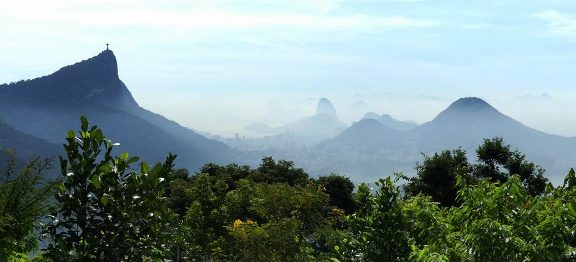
[361,112,418,131]
[411,97,564,150]
[310,97,576,183]
[362,112,380,120]
[0,50,233,170]
[242,98,347,145]
[0,119,59,166]
[412,97,518,147]
[426,97,503,124]
[409,97,576,177]
[318,119,403,153]
[316,97,338,119]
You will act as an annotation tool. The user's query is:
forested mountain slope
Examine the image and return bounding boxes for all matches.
[0,50,233,169]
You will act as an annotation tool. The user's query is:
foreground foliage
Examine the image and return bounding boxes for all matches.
[43,116,176,260]
[1,117,575,261]
[0,152,54,259]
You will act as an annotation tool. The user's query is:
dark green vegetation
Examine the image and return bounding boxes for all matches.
[43,116,176,260]
[1,117,576,261]
[0,153,55,259]
[0,121,59,166]
[403,137,548,207]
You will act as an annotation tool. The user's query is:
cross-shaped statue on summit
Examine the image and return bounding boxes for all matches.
[106,43,109,50]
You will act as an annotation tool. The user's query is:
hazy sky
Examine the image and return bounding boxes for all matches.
[1,0,576,137]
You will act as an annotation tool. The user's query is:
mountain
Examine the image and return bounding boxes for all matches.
[0,50,233,170]
[275,98,346,139]
[409,97,576,172]
[319,119,403,153]
[362,112,380,120]
[0,120,59,167]
[411,97,569,150]
[361,112,418,131]
[307,117,414,183]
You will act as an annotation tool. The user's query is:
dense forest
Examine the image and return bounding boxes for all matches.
[1,117,575,261]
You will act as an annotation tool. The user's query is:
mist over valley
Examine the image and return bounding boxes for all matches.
[1,51,574,185]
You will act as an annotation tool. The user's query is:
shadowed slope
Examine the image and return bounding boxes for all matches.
[0,50,233,169]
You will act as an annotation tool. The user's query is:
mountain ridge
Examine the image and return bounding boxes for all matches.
[0,50,233,170]
[361,112,418,131]
[0,50,138,112]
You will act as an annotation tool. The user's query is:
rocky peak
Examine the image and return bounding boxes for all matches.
[54,49,120,84]
[0,49,138,112]
[316,97,337,119]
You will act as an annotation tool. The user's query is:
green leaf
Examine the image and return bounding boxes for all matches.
[92,129,103,141]
[101,195,109,206]
[140,162,149,174]
[127,156,140,165]
[67,130,75,139]
[91,175,101,189]
[100,164,112,173]
[121,152,129,160]
[58,183,66,193]
[80,115,88,131]
[568,200,576,218]
[510,182,520,196]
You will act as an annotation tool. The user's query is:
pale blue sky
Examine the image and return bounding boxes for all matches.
[1,0,576,137]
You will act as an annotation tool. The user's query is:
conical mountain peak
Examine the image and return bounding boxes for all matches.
[447,97,496,111]
[432,97,502,123]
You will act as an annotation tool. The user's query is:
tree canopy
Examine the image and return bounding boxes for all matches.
[1,119,574,261]
[0,153,54,258]
[404,137,549,207]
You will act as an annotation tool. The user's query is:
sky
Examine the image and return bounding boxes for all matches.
[1,0,576,137]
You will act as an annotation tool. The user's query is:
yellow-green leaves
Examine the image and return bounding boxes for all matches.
[67,130,75,139]
[120,152,129,160]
